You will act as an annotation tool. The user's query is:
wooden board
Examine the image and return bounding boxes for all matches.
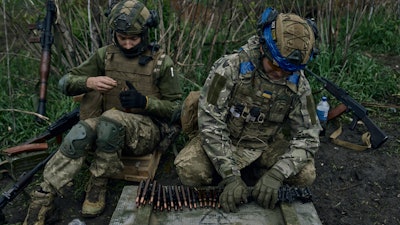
[111,150,162,182]
[110,185,323,225]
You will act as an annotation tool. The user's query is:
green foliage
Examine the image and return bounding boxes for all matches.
[0,52,77,148]
[308,44,399,107]
[353,8,400,54]
[1,0,399,152]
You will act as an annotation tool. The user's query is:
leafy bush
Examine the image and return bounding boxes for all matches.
[0,0,399,149]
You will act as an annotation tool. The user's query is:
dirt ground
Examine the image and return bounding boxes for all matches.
[1,58,399,225]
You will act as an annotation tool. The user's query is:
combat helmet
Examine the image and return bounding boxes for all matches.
[258,7,317,72]
[107,0,159,57]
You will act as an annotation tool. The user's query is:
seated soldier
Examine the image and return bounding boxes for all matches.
[23,1,182,224]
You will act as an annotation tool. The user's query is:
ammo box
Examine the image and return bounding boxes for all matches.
[111,150,162,182]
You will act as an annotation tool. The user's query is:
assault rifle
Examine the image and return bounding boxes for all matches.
[304,68,388,149]
[35,0,57,122]
[0,108,79,223]
[3,107,80,155]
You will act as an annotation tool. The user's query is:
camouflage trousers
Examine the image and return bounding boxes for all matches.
[174,134,316,187]
[41,109,160,194]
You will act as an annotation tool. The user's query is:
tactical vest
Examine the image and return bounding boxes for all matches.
[226,43,298,149]
[103,45,164,112]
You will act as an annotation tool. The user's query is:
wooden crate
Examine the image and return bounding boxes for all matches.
[112,150,162,182]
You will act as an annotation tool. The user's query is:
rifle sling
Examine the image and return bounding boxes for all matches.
[329,121,371,151]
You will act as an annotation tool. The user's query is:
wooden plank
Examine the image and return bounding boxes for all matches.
[110,186,323,225]
[111,150,162,182]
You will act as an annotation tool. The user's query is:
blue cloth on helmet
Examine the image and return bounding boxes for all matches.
[239,61,255,75]
[260,7,310,72]
[287,73,300,85]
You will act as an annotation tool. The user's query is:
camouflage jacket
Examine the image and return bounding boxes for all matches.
[58,44,182,121]
[198,36,321,179]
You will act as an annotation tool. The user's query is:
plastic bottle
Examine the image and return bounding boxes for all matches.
[68,219,86,225]
[316,96,330,136]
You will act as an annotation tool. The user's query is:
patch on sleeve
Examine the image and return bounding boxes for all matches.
[306,95,317,125]
[207,74,227,105]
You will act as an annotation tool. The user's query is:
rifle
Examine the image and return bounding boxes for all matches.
[0,108,79,224]
[304,68,388,149]
[36,0,57,122]
[3,107,80,155]
[0,150,56,223]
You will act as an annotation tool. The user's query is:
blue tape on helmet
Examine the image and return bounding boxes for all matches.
[263,26,307,72]
[239,61,255,75]
[260,7,310,72]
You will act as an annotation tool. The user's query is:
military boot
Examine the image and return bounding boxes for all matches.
[23,189,55,225]
[81,176,108,217]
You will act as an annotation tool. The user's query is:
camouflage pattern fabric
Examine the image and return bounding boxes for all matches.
[108,0,151,35]
[43,43,181,194]
[176,36,320,185]
[43,110,161,192]
[58,46,182,120]
[175,132,316,187]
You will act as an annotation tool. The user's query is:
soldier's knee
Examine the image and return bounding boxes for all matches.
[96,116,125,153]
[176,165,213,186]
[60,121,96,158]
[286,161,316,186]
[175,154,213,186]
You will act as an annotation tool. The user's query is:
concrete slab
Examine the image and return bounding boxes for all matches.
[110,185,322,225]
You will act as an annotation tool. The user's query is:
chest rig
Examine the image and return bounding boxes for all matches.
[103,45,164,112]
[227,50,298,149]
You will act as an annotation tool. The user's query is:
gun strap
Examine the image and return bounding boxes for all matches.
[329,121,371,151]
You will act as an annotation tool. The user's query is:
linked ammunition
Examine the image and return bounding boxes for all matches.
[134,179,312,212]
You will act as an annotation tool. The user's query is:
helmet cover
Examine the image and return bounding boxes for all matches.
[108,0,151,35]
[259,8,316,71]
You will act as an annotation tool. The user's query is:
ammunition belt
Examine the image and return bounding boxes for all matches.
[135,179,312,211]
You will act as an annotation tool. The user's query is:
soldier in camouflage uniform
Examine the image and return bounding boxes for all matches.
[175,7,320,213]
[24,1,182,224]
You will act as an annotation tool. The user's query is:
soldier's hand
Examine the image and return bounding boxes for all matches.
[219,176,248,213]
[119,81,147,109]
[252,169,284,209]
[86,76,117,92]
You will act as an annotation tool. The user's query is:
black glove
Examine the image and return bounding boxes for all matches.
[218,176,248,213]
[252,169,284,209]
[119,81,147,109]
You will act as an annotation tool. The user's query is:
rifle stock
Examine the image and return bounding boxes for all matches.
[36,0,56,122]
[304,68,388,149]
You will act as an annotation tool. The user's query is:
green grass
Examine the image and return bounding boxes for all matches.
[1,0,399,165]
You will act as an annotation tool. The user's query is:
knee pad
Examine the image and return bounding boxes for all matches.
[60,121,96,159]
[96,116,125,153]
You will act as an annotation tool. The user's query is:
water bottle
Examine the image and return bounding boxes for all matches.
[68,219,86,225]
[316,96,330,136]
